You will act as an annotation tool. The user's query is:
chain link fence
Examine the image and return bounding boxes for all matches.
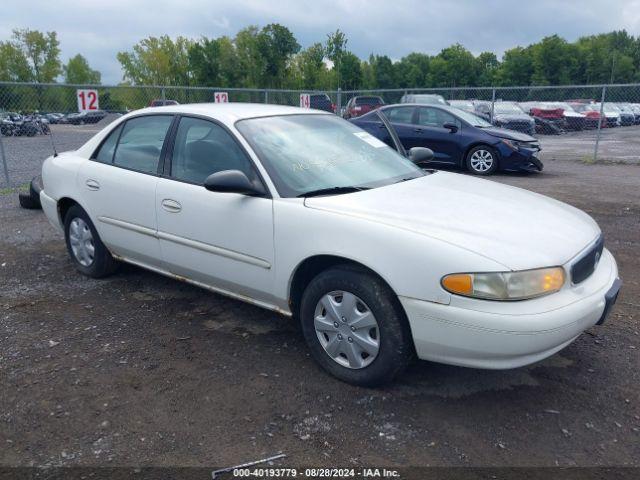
[1,81,639,187]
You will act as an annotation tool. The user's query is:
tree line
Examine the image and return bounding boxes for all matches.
[1,26,640,90]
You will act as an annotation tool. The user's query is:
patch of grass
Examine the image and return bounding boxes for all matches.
[0,182,28,195]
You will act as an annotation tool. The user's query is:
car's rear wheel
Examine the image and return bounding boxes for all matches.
[300,266,414,386]
[466,145,498,175]
[64,205,118,278]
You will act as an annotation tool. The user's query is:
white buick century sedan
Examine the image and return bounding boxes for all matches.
[40,103,621,385]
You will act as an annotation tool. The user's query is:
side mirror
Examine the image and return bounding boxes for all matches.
[443,122,459,133]
[408,147,434,165]
[204,170,266,196]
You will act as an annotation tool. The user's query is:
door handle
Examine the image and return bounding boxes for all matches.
[85,179,100,191]
[413,128,423,133]
[161,199,182,213]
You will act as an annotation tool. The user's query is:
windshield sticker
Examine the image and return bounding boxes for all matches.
[353,131,387,148]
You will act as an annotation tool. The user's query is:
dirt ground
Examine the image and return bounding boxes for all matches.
[0,158,639,471]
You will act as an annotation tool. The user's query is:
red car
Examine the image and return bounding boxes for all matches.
[569,103,606,128]
[343,96,385,119]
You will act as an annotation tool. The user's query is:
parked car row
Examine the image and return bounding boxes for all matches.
[455,99,640,135]
[0,112,50,136]
[339,94,640,137]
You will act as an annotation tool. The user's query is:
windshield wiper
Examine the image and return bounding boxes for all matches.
[297,186,369,198]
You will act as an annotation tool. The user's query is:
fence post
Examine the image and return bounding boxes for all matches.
[593,85,607,162]
[264,90,268,104]
[161,87,166,103]
[0,133,10,187]
[490,88,496,123]
[337,88,342,115]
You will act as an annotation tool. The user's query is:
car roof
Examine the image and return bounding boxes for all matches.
[381,103,459,114]
[127,103,330,125]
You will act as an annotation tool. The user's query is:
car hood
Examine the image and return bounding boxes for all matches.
[304,172,600,271]
[480,127,536,142]
[493,114,533,123]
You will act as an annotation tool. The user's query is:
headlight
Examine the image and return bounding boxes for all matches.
[501,138,522,150]
[441,267,565,301]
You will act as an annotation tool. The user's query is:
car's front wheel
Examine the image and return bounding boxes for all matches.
[466,145,498,175]
[64,205,118,278]
[300,266,414,386]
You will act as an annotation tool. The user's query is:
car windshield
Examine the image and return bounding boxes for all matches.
[546,102,576,112]
[355,97,383,106]
[450,101,474,109]
[494,103,525,114]
[451,108,493,127]
[236,114,424,198]
[412,95,447,105]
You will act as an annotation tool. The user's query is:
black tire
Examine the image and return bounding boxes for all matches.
[299,265,414,386]
[18,192,40,209]
[63,205,118,278]
[466,145,499,175]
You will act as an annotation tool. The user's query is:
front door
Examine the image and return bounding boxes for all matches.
[155,116,275,304]
[413,107,463,165]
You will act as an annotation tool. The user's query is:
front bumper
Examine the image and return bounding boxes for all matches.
[497,144,543,173]
[401,248,619,369]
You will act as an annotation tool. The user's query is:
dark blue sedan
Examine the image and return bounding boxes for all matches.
[350,104,543,175]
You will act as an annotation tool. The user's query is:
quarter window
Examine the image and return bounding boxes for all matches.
[170,117,254,185]
[93,124,123,164]
[113,115,173,174]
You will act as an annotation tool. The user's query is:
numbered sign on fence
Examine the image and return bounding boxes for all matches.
[76,89,99,112]
[214,92,229,103]
[300,93,311,109]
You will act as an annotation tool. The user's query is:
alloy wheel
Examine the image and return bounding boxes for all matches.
[470,149,494,173]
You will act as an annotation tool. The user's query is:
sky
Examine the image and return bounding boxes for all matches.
[2,0,640,84]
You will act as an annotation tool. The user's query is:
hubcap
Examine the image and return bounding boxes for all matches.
[69,218,95,267]
[313,291,380,369]
[470,149,494,172]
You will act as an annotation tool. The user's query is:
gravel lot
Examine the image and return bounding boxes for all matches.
[0,133,639,471]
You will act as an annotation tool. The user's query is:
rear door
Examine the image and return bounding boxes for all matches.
[78,114,174,266]
[155,115,275,303]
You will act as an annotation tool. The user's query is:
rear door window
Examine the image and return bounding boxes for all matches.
[113,115,173,174]
[384,107,415,124]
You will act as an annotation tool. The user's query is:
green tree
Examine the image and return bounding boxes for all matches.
[495,47,534,85]
[0,42,31,81]
[235,26,266,87]
[369,55,395,88]
[64,54,101,84]
[326,29,348,89]
[256,24,300,88]
[476,52,499,86]
[338,52,362,90]
[117,35,193,85]
[530,35,577,85]
[296,42,327,89]
[395,53,430,88]
[6,29,61,82]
